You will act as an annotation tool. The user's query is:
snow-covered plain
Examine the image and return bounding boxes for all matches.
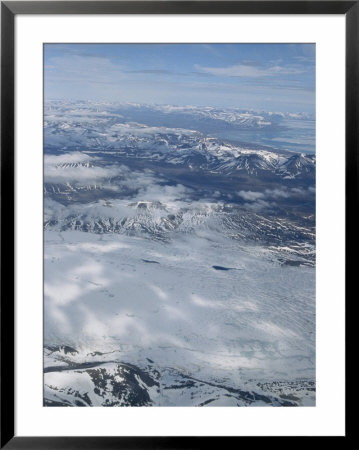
[44,228,315,406]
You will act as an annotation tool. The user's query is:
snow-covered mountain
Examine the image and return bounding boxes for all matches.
[45,100,314,129]
[44,347,314,407]
[45,105,315,179]
[43,101,316,407]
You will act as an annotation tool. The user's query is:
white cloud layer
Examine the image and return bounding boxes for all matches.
[195,63,306,78]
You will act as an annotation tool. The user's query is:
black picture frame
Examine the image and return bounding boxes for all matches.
[1,1,354,446]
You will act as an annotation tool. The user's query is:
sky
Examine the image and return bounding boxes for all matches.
[44,43,315,113]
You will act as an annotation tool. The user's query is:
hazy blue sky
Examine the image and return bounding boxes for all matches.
[44,43,315,113]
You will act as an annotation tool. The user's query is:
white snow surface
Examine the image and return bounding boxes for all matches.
[44,229,315,388]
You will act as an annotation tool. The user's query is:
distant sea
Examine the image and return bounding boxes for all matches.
[210,118,315,155]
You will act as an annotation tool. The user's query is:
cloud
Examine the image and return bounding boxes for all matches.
[238,190,265,201]
[237,190,273,211]
[45,196,138,223]
[125,69,174,75]
[45,152,94,165]
[44,177,196,230]
[44,152,196,215]
[44,153,121,185]
[245,199,272,211]
[135,183,193,207]
[44,152,158,194]
[239,187,307,203]
[237,187,310,211]
[293,55,315,64]
[291,187,306,195]
[190,72,213,78]
[195,63,306,78]
[264,188,290,199]
[45,55,126,87]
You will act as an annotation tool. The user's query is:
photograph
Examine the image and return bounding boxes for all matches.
[43,43,316,407]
